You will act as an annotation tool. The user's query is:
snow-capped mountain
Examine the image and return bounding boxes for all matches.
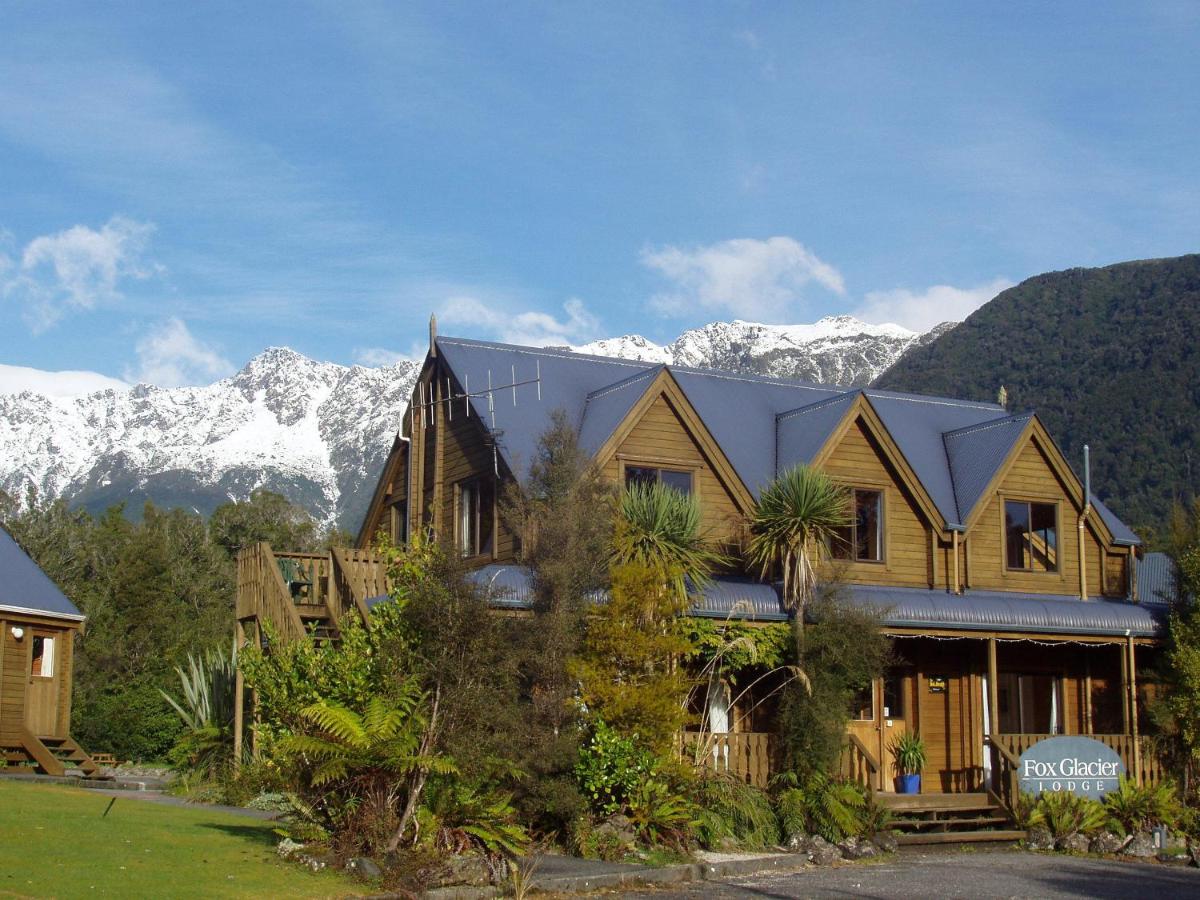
[0,317,952,529]
[573,316,955,385]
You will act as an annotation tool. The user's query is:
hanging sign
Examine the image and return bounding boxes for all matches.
[1017,736,1125,800]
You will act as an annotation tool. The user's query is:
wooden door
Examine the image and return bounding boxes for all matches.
[847,671,911,792]
[25,630,61,737]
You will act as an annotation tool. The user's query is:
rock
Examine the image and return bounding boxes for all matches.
[1089,832,1124,855]
[717,836,742,852]
[872,832,899,854]
[807,835,842,866]
[1057,833,1091,854]
[837,836,878,860]
[1025,827,1055,851]
[439,852,494,886]
[296,850,334,873]
[785,832,813,853]
[1122,832,1157,858]
[347,857,382,879]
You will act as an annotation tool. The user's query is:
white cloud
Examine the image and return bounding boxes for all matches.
[438,296,601,347]
[641,236,845,322]
[124,318,234,388]
[853,278,1014,332]
[0,363,129,398]
[2,216,158,331]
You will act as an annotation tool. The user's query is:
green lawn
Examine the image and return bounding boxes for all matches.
[0,780,359,899]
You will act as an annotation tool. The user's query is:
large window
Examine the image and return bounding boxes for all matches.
[1005,500,1057,572]
[831,489,883,563]
[456,479,493,558]
[624,465,693,495]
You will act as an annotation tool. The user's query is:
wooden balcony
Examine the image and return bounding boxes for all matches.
[680,731,774,788]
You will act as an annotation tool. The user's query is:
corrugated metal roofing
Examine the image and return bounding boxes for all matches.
[1092,496,1141,546]
[431,335,1141,545]
[1137,551,1178,607]
[0,525,84,621]
[943,414,1033,524]
[835,584,1163,637]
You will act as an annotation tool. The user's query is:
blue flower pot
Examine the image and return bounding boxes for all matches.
[896,773,921,794]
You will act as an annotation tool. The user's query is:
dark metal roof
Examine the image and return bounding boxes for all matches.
[834,583,1163,638]
[1137,552,1178,607]
[1092,496,1141,546]
[943,414,1033,524]
[431,335,1141,545]
[0,525,84,621]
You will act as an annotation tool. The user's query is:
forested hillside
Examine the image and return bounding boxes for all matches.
[876,254,1200,538]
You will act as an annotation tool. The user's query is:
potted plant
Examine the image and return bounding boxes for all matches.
[890,732,926,794]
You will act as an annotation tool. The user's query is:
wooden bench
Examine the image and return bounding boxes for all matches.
[89,752,119,768]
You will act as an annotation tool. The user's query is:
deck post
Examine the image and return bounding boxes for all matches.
[1084,655,1094,735]
[986,638,999,736]
[1128,635,1141,785]
[1120,641,1130,735]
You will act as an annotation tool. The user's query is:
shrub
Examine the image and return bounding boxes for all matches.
[421,777,531,861]
[574,721,658,817]
[1102,777,1184,835]
[1029,792,1109,840]
[690,775,780,850]
[775,771,867,843]
[626,777,699,852]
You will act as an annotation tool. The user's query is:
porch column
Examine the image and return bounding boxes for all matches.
[1084,655,1094,735]
[1128,636,1142,785]
[1120,641,1130,734]
[233,620,245,769]
[986,638,999,736]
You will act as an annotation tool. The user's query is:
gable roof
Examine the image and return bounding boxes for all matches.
[428,335,1140,544]
[0,526,85,622]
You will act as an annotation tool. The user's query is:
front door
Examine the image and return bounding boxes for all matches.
[25,630,61,737]
[847,669,910,791]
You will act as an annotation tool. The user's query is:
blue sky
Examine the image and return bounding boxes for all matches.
[1,2,1198,391]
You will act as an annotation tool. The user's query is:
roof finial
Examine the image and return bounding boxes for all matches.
[997,384,1008,410]
[429,313,438,357]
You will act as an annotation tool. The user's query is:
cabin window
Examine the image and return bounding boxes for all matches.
[625,465,693,495]
[851,681,875,720]
[882,670,906,719]
[31,635,55,678]
[456,478,494,558]
[831,489,883,563]
[998,672,1062,734]
[1005,500,1058,572]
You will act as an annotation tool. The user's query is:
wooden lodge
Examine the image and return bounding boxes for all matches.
[237,318,1176,834]
[0,526,98,777]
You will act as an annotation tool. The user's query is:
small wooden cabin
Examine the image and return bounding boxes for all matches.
[0,526,97,776]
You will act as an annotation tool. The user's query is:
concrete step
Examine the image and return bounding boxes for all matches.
[896,830,1026,846]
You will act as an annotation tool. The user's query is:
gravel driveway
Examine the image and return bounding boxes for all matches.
[622,846,1200,899]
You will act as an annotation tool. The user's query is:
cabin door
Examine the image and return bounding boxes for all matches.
[25,631,62,737]
[847,669,910,792]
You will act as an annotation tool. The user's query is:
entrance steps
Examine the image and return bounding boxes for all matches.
[877,792,1025,846]
[3,730,103,778]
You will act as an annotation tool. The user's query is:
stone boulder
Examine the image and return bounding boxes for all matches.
[837,836,878,860]
[1089,832,1124,855]
[438,851,494,886]
[1057,833,1092,854]
[347,857,382,879]
[807,835,843,866]
[871,832,899,854]
[1025,827,1055,851]
[1122,832,1157,858]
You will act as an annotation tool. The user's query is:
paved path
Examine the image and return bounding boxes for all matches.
[623,846,1200,899]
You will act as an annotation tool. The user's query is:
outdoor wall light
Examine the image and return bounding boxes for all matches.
[10,626,24,640]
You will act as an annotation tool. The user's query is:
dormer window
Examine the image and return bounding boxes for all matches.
[1005,500,1058,572]
[624,465,693,495]
[831,489,883,563]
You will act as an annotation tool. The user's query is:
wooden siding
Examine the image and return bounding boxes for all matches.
[0,618,21,741]
[968,440,1106,596]
[819,418,933,588]
[603,393,746,549]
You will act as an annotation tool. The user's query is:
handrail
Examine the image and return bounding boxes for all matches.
[331,547,382,624]
[237,543,307,643]
[847,733,881,774]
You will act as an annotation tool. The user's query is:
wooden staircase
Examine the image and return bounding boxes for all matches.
[878,792,1025,845]
[3,729,102,777]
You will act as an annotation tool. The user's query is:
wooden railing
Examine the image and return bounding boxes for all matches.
[681,732,774,788]
[236,542,307,643]
[841,734,881,791]
[331,547,386,623]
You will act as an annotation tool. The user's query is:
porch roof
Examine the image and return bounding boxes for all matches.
[834,584,1164,638]
[452,564,1166,636]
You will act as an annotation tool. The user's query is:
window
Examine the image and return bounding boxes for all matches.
[831,489,883,562]
[997,673,1062,734]
[31,635,55,678]
[456,479,493,557]
[624,465,693,495]
[851,681,875,720]
[389,501,408,545]
[1005,500,1057,572]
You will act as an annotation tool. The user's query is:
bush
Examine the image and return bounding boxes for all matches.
[1029,792,1109,840]
[420,777,531,861]
[1102,777,1184,835]
[775,772,867,843]
[690,775,780,850]
[78,683,183,762]
[575,720,658,817]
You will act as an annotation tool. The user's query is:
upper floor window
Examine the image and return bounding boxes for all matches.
[389,500,408,546]
[625,465,693,495]
[1005,500,1057,572]
[456,478,494,558]
[831,489,883,563]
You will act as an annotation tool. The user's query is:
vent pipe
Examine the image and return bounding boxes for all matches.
[1078,444,1091,600]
